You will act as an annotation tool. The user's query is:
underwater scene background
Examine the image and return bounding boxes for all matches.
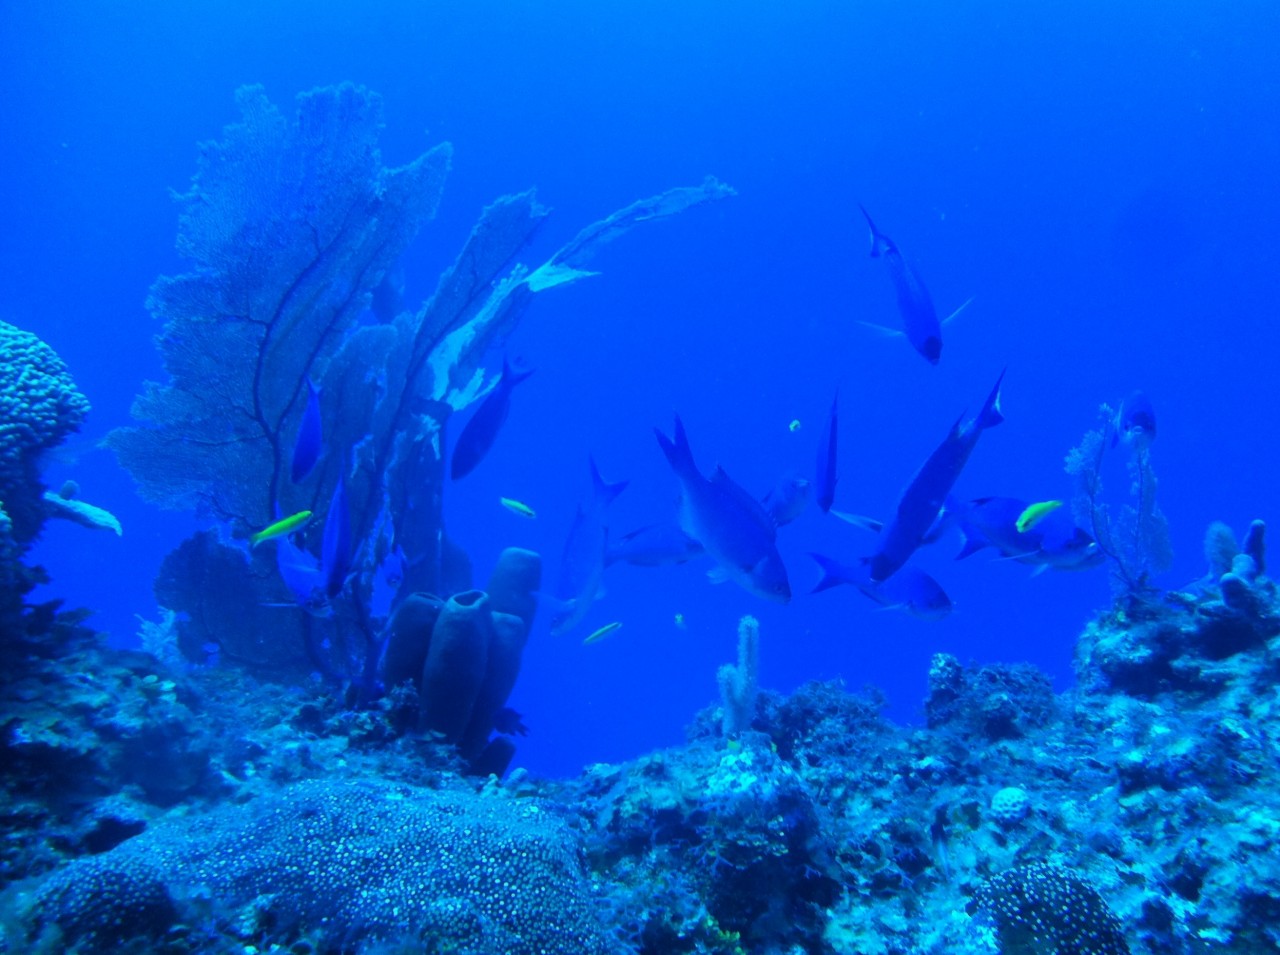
[2,2,1279,953]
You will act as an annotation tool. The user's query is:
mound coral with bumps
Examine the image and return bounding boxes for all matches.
[19,778,610,955]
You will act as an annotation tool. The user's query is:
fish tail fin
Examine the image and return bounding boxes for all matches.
[808,553,847,594]
[858,204,891,257]
[655,415,699,482]
[589,455,629,507]
[955,531,989,561]
[502,355,536,386]
[976,368,1006,430]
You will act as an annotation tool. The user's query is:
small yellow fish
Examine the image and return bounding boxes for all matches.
[674,612,687,630]
[582,621,623,645]
[789,419,802,433]
[250,510,313,546]
[1016,499,1063,533]
[500,497,537,519]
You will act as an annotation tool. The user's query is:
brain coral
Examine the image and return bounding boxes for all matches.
[23,777,612,954]
[969,862,1129,954]
[0,320,89,544]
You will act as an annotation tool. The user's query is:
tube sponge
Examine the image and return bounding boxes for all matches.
[718,615,761,736]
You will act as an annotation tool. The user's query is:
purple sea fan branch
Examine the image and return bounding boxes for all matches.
[1064,403,1172,599]
[108,83,450,533]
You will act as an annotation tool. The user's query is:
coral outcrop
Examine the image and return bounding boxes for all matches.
[4,521,1279,953]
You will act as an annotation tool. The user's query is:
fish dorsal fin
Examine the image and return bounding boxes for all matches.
[711,465,777,531]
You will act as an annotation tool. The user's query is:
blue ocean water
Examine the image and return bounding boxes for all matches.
[2,1,1276,780]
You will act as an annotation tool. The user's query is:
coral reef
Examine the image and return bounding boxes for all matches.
[18,779,609,955]
[4,518,1280,953]
[968,862,1129,954]
[0,319,90,546]
[0,320,118,630]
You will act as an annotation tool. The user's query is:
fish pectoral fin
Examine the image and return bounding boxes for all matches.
[706,566,732,584]
[831,510,884,533]
[856,319,905,339]
[941,296,975,327]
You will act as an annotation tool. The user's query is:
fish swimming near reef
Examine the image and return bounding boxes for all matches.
[492,706,529,737]
[762,472,811,526]
[451,357,535,480]
[500,497,538,519]
[868,370,1005,582]
[955,496,1103,572]
[550,457,628,636]
[1111,390,1156,450]
[809,553,952,620]
[583,621,623,645]
[271,535,332,617]
[859,205,945,365]
[815,390,839,513]
[322,469,352,599]
[290,377,323,484]
[655,415,791,603]
[1016,499,1063,533]
[250,509,312,547]
[605,523,705,567]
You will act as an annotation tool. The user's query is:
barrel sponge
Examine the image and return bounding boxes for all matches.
[0,320,90,543]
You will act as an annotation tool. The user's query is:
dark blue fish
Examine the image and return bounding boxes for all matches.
[451,358,535,480]
[272,535,331,617]
[1111,391,1156,449]
[809,553,952,620]
[955,496,1103,572]
[815,390,838,513]
[869,371,1005,582]
[550,457,628,636]
[762,472,811,526]
[606,523,705,567]
[290,377,323,484]
[493,706,529,737]
[322,468,352,599]
[655,416,791,602]
[859,205,942,365]
[954,496,1032,560]
[831,507,951,546]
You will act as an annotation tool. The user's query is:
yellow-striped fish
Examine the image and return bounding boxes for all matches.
[500,497,537,519]
[582,621,623,645]
[1016,499,1063,533]
[250,510,313,546]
